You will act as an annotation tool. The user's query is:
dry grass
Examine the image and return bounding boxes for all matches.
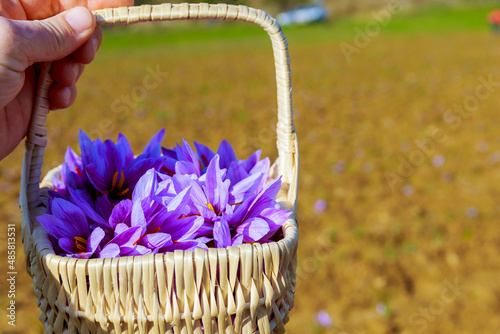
[2,4,500,333]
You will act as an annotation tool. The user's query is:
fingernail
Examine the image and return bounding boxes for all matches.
[65,7,93,34]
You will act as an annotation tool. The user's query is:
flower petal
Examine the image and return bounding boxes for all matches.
[124,158,163,189]
[245,177,283,219]
[51,198,89,237]
[236,217,270,242]
[131,199,147,235]
[87,227,105,255]
[140,128,165,158]
[109,199,133,228]
[58,237,75,254]
[217,140,237,169]
[99,243,121,258]
[37,215,77,240]
[164,216,204,241]
[86,163,110,193]
[166,186,191,214]
[259,208,290,240]
[68,188,109,230]
[117,133,134,164]
[175,161,198,176]
[214,217,231,248]
[161,147,178,159]
[231,233,244,247]
[111,225,142,247]
[245,150,262,172]
[132,168,158,201]
[121,245,152,256]
[78,129,93,166]
[141,233,172,249]
[226,161,248,186]
[229,172,264,204]
[194,141,215,169]
[161,240,200,252]
[95,196,115,220]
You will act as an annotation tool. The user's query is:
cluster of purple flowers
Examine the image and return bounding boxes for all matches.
[38,129,290,259]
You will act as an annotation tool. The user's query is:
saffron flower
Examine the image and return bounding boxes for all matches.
[169,155,290,247]
[37,199,105,259]
[53,129,166,203]
[41,130,291,258]
[316,310,332,328]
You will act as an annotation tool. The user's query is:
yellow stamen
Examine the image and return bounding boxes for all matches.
[74,236,88,253]
[206,203,216,213]
[111,171,119,191]
[117,170,125,189]
[117,188,130,196]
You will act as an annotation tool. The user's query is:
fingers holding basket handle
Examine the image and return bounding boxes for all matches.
[26,3,298,211]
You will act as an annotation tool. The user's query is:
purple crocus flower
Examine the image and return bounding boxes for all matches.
[169,155,290,247]
[316,310,332,328]
[37,198,105,258]
[52,147,87,195]
[81,129,166,203]
[102,168,205,254]
[227,177,290,246]
[161,139,201,177]
[44,132,290,257]
[160,140,270,187]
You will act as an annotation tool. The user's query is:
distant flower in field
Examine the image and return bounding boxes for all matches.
[316,310,332,328]
[383,118,394,129]
[493,151,500,162]
[402,185,414,197]
[466,207,478,218]
[355,148,365,159]
[307,131,318,143]
[314,199,327,214]
[400,141,411,152]
[441,171,453,182]
[332,160,346,174]
[204,107,215,118]
[476,141,489,152]
[376,302,387,315]
[432,155,445,167]
[362,162,374,173]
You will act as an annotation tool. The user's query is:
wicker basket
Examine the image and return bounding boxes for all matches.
[20,3,299,333]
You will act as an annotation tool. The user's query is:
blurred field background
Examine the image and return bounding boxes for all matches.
[3,1,500,333]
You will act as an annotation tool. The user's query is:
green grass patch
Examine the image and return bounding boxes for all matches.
[99,2,500,52]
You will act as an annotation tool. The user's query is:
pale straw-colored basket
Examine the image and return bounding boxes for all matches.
[20,3,299,333]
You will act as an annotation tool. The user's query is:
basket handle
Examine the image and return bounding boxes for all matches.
[23,3,298,212]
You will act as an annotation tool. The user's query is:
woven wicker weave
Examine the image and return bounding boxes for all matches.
[19,3,299,333]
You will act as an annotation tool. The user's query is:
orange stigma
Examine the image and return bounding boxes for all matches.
[74,236,88,253]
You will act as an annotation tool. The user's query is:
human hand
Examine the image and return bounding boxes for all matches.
[0,0,134,161]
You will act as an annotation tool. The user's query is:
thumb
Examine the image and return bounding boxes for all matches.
[14,7,95,65]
